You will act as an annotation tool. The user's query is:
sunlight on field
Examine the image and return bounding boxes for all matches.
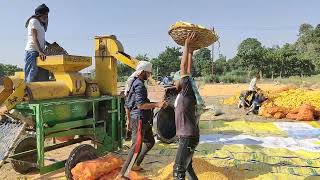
[200,83,286,97]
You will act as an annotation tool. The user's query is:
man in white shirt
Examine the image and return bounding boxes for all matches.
[249,74,261,92]
[248,74,261,104]
[24,4,51,82]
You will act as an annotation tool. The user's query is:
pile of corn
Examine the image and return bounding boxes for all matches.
[272,89,320,109]
[155,158,237,180]
[260,88,320,120]
[223,94,239,105]
[223,87,320,121]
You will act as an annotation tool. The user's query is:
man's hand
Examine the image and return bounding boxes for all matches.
[156,101,168,109]
[184,32,197,47]
[127,121,131,131]
[39,52,46,61]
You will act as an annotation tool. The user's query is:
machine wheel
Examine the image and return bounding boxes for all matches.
[65,144,98,180]
[11,135,38,174]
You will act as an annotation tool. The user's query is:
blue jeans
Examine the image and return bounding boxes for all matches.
[24,51,49,82]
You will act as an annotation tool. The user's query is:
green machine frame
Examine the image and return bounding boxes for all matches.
[8,95,125,174]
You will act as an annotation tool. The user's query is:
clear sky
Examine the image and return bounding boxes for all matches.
[0,0,319,72]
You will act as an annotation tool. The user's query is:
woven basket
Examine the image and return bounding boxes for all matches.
[169,22,218,49]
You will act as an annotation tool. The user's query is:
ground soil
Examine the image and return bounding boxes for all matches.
[0,83,292,180]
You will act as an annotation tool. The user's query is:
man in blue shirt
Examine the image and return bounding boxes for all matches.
[118,61,167,179]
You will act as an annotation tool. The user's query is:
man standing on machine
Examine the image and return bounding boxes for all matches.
[24,4,51,82]
[118,61,167,179]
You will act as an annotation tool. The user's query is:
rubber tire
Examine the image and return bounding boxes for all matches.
[65,144,98,180]
[11,135,37,174]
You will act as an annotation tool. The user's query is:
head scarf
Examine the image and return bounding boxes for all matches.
[25,4,49,31]
[124,61,152,96]
[35,4,50,15]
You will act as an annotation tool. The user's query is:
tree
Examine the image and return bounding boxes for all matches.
[298,23,313,36]
[193,48,212,77]
[296,23,320,72]
[214,54,229,75]
[135,54,150,62]
[151,47,182,76]
[237,38,266,77]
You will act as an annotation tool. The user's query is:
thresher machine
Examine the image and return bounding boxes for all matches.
[0,35,143,178]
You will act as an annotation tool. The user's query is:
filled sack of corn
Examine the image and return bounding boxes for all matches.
[98,168,120,180]
[273,112,286,119]
[169,21,218,50]
[296,104,315,121]
[266,106,288,116]
[259,106,273,118]
[71,154,123,180]
[286,112,298,120]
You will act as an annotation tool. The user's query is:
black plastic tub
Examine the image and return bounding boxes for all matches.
[153,106,177,144]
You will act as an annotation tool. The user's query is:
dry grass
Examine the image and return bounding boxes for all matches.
[199,83,286,97]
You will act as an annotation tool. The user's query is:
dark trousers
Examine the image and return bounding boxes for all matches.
[120,118,155,176]
[173,136,199,180]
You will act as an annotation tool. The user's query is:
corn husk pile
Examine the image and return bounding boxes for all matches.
[71,154,147,180]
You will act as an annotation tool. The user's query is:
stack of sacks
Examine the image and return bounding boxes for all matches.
[259,101,289,119]
[260,103,319,121]
[286,104,318,121]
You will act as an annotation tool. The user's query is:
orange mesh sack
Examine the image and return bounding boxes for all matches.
[129,171,149,180]
[99,168,121,180]
[300,104,315,111]
[169,21,218,50]
[296,108,314,121]
[286,113,298,120]
[259,106,273,118]
[289,107,300,114]
[71,154,123,180]
[266,106,287,115]
[273,112,285,119]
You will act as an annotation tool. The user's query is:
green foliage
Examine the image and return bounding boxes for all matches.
[203,75,218,83]
[118,75,129,82]
[214,54,229,75]
[296,23,320,72]
[237,38,266,75]
[151,47,182,76]
[218,70,248,83]
[0,64,22,77]
[193,48,212,77]
[135,54,150,62]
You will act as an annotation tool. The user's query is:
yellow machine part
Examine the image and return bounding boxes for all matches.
[1,82,26,113]
[85,82,100,97]
[54,72,86,95]
[94,35,157,95]
[0,76,24,105]
[94,36,120,96]
[26,82,70,101]
[37,55,92,72]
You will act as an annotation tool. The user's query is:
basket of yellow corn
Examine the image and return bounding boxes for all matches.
[169,21,218,50]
